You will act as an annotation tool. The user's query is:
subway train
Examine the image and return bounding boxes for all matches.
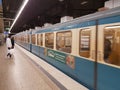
[14,6,120,90]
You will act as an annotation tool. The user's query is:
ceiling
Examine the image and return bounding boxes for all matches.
[2,0,108,33]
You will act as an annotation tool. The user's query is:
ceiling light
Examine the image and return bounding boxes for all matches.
[59,0,64,2]
[81,1,88,5]
[9,0,29,32]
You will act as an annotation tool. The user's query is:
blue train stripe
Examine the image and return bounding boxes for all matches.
[36,20,96,33]
[98,15,120,24]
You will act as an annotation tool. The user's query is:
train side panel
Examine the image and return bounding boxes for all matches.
[37,24,96,90]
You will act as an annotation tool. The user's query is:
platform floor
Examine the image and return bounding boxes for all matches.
[0,44,60,90]
[0,44,88,90]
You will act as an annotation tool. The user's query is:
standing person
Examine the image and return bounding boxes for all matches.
[6,35,12,58]
[104,38,111,62]
[11,36,15,49]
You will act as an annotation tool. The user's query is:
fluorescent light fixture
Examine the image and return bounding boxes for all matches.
[105,26,120,29]
[81,1,88,5]
[59,0,64,2]
[9,0,29,32]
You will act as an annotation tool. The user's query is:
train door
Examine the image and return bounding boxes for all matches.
[97,24,120,90]
[78,25,96,90]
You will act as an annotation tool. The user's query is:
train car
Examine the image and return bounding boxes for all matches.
[15,6,120,90]
[15,30,31,51]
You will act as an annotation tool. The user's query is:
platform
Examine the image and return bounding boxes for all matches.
[0,44,88,90]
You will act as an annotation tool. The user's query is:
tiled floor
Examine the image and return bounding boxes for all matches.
[0,44,60,90]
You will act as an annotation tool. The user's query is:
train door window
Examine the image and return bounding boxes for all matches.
[37,34,43,46]
[79,29,91,58]
[45,33,54,49]
[32,34,35,44]
[104,25,120,66]
[56,31,72,53]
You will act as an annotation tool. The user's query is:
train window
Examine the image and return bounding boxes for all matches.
[45,33,54,49]
[20,36,23,42]
[23,35,26,43]
[27,34,30,43]
[104,25,120,66]
[56,31,72,53]
[37,34,43,46]
[22,36,24,42]
[20,36,22,42]
[25,35,27,43]
[79,29,91,58]
[32,34,35,44]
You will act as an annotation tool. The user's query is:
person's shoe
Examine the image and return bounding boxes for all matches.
[7,53,9,57]
[7,53,10,58]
